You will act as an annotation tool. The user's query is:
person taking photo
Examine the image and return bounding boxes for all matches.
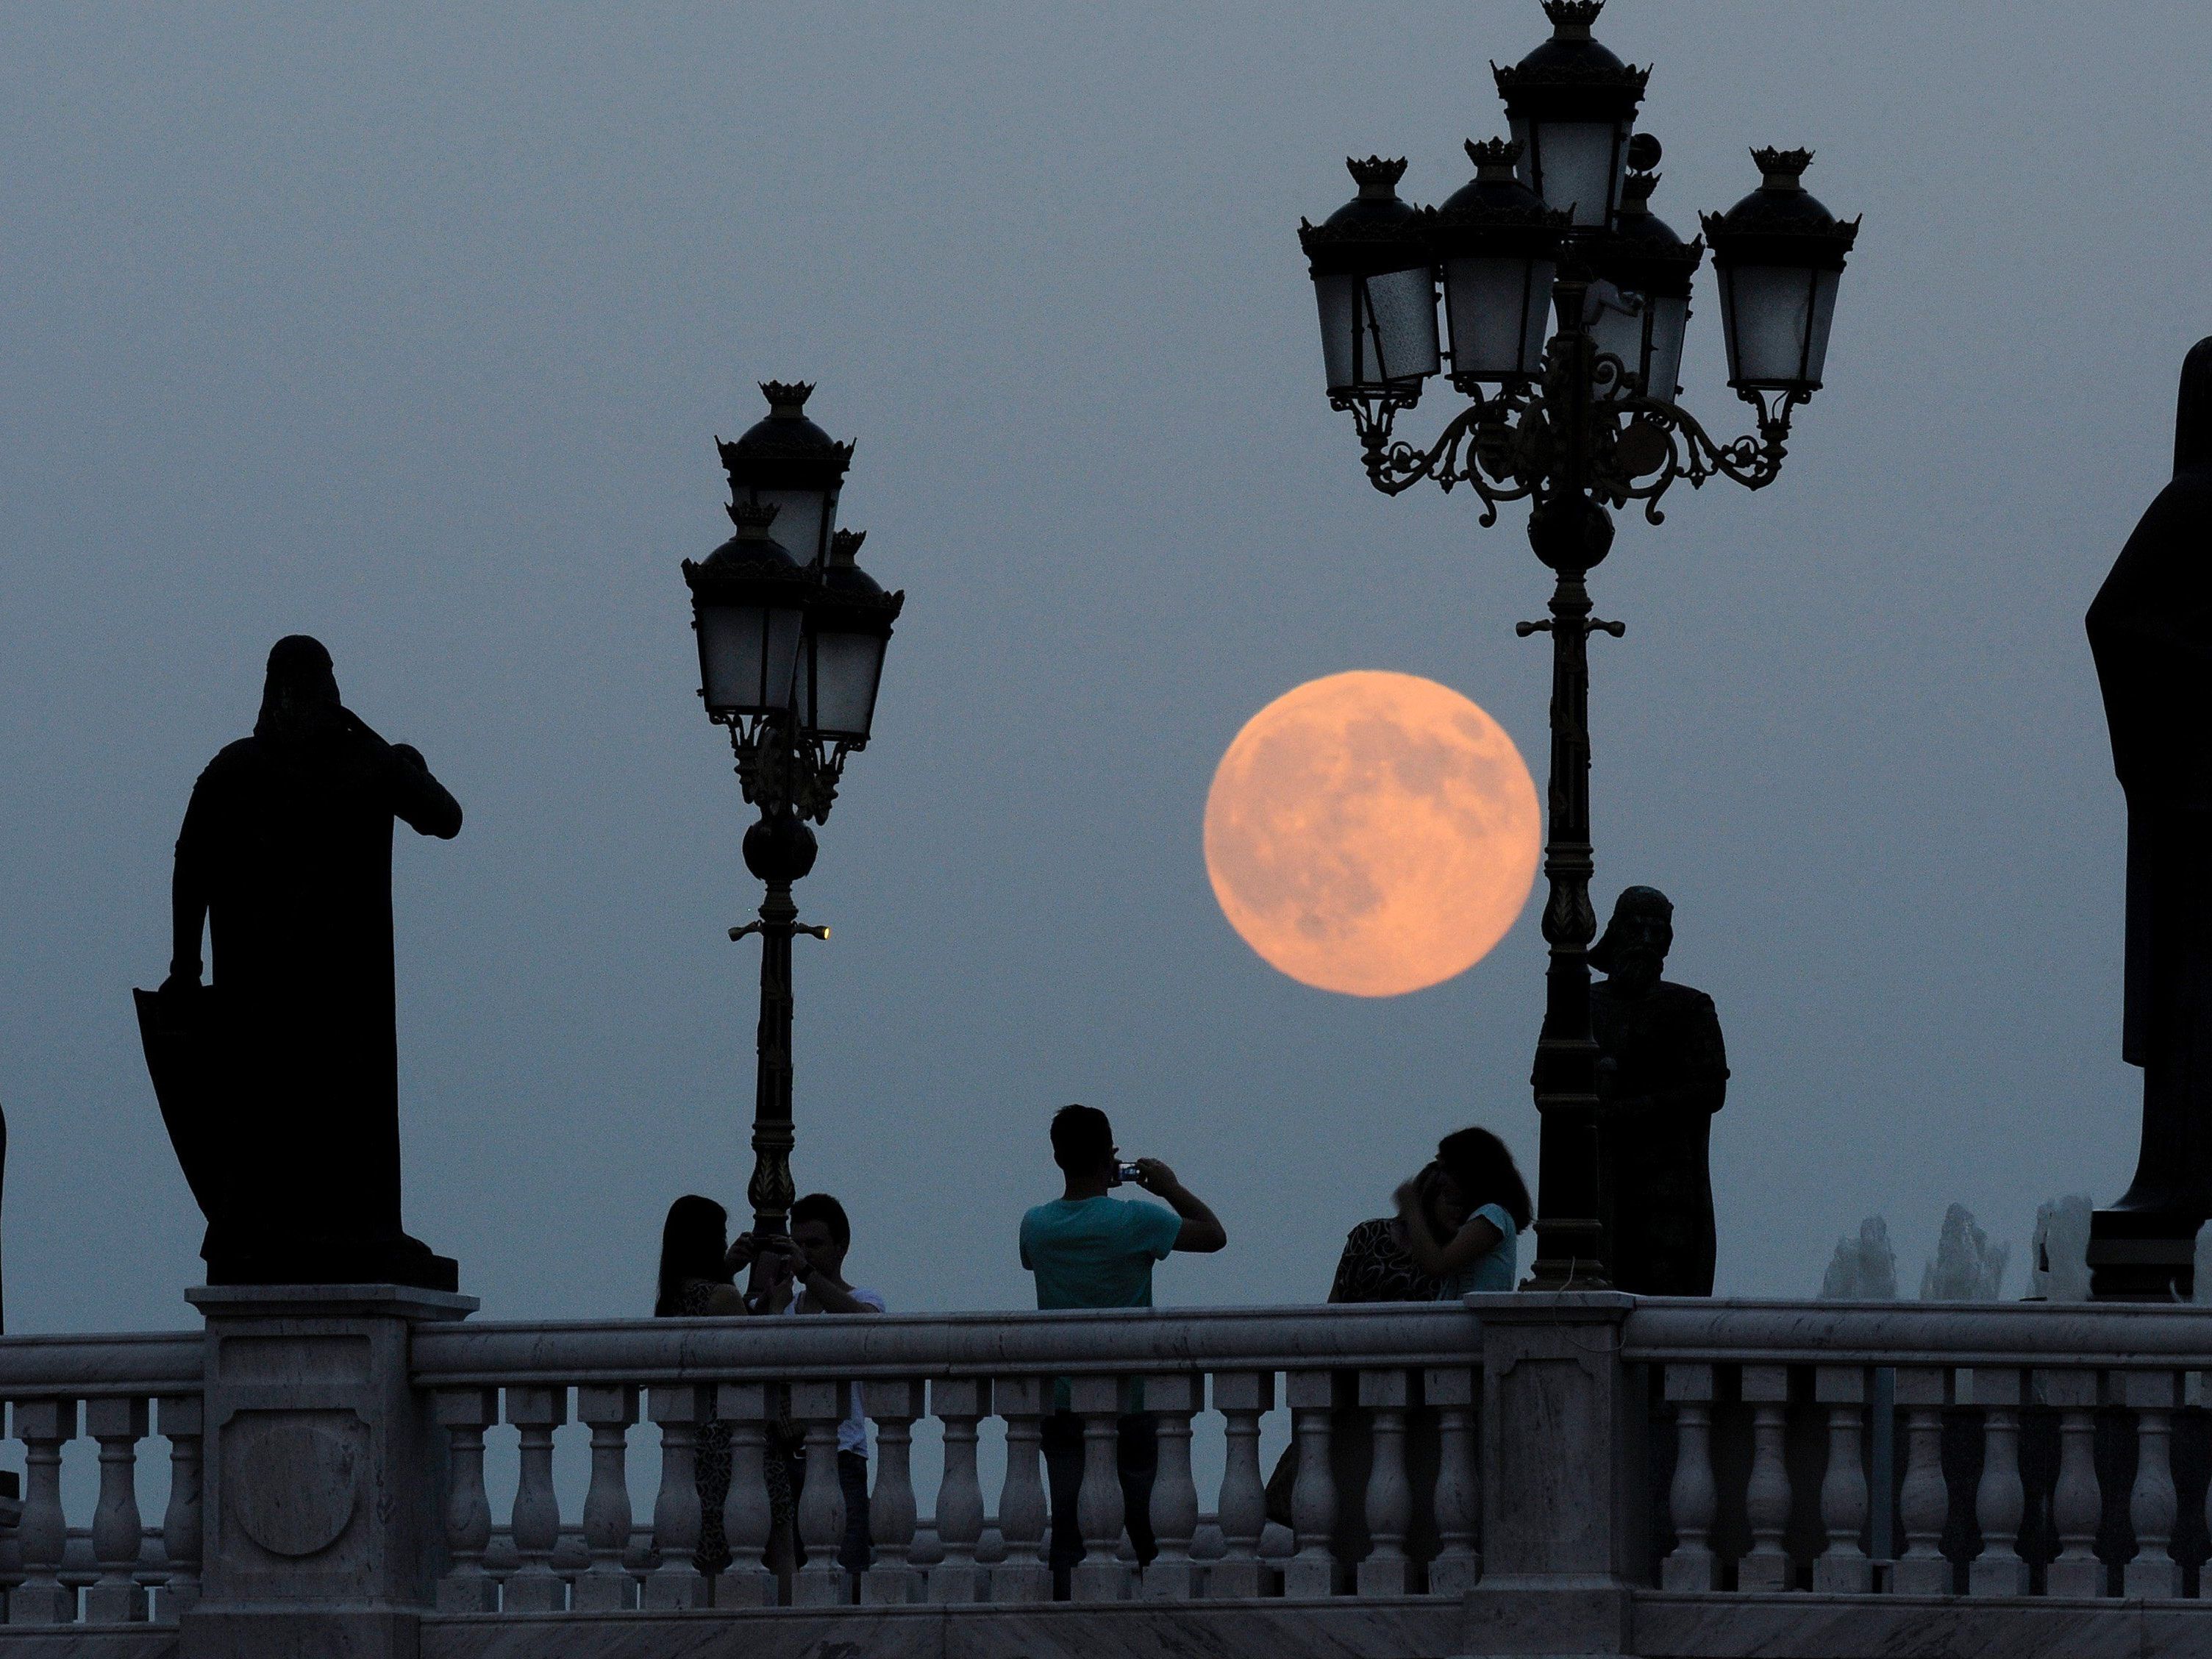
[1018,1103,1226,1596]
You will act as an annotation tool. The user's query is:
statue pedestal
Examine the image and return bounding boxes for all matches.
[180,1283,477,1659]
[1461,1292,1640,1657]
[2088,1208,2203,1301]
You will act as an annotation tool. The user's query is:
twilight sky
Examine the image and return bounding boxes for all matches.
[3,1,2207,1336]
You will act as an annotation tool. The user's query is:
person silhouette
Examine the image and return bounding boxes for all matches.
[151,635,462,1288]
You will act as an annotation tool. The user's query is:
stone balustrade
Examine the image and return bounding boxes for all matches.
[1631,1300,2212,1611]
[0,1294,2204,1655]
[408,1299,1488,1615]
[0,1330,202,1629]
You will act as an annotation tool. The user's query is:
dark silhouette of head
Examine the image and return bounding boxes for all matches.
[1436,1126,1533,1233]
[1051,1103,1115,1176]
[654,1193,730,1316]
[2177,337,2212,476]
[790,1191,852,1283]
[1412,1161,1466,1238]
[256,635,342,740]
[1590,885,1674,994]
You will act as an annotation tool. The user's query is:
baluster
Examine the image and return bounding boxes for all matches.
[715,1382,775,1608]
[10,1398,75,1624]
[1068,1375,1127,1602]
[1738,1366,1792,1592]
[1354,1370,1412,1596]
[1660,1365,1717,1591]
[572,1385,638,1610]
[1968,1369,2027,1596]
[1209,1371,1272,1599]
[1811,1366,1870,1594]
[0,1467,20,1608]
[791,1380,849,1607]
[504,1386,568,1613]
[1889,1367,1950,1596]
[642,1385,706,1610]
[917,1378,979,1604]
[433,1388,499,1613]
[155,1394,202,1621]
[1141,1374,1201,1601]
[861,1381,924,1605]
[1283,1370,1338,1598]
[82,1397,147,1624]
[1425,1366,1479,1596]
[2124,1371,2181,1598]
[991,1376,1051,1602]
[2037,1369,2103,1597]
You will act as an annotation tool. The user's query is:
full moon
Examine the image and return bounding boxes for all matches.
[1204,671,1541,997]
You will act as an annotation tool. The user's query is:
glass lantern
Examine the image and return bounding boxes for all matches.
[1492,0,1648,229]
[1434,138,1568,386]
[684,500,810,721]
[716,382,855,568]
[795,530,904,746]
[1701,149,1860,394]
[1298,156,1441,402]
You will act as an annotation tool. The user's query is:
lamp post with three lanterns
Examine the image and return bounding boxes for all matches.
[1298,0,1858,1289]
[682,382,904,1272]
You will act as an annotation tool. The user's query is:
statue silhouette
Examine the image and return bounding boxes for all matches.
[1589,886,1729,1295]
[139,636,462,1290]
[2087,338,2212,1298]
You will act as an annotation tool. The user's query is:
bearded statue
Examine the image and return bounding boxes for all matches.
[1589,885,1729,1295]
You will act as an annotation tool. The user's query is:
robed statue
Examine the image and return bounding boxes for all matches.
[2086,338,2212,1299]
[138,636,462,1290]
[1590,885,1730,1295]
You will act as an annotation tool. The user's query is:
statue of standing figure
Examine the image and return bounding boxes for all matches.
[138,636,463,1290]
[2086,339,2212,1299]
[1589,885,1730,1295]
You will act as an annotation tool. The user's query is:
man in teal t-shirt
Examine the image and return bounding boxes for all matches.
[1019,1104,1227,1596]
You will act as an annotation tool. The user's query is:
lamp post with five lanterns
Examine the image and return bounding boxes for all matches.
[1298,0,1859,1289]
[682,382,904,1277]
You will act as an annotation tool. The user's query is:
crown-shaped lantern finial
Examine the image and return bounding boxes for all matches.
[1543,0,1605,38]
[1464,137,1523,180]
[1750,147,1815,189]
[1620,171,1660,209]
[1345,155,1409,198]
[759,380,815,416]
[726,499,781,535]
[830,528,866,566]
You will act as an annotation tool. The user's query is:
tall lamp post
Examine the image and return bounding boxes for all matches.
[1298,0,1858,1290]
[682,382,905,1264]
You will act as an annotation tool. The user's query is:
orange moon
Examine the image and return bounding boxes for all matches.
[1203,671,1541,997]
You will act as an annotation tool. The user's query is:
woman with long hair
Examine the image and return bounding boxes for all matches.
[1398,1126,1533,1293]
[657,1193,743,1316]
[654,1194,745,1575]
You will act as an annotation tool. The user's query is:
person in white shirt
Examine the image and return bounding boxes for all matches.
[741,1192,885,1577]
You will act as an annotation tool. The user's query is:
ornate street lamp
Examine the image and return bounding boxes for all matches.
[1298,0,1858,1291]
[683,383,905,1269]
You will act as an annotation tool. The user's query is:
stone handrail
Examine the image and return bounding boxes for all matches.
[1624,1296,2212,1364]
[410,1300,1488,1382]
[0,1332,202,1396]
